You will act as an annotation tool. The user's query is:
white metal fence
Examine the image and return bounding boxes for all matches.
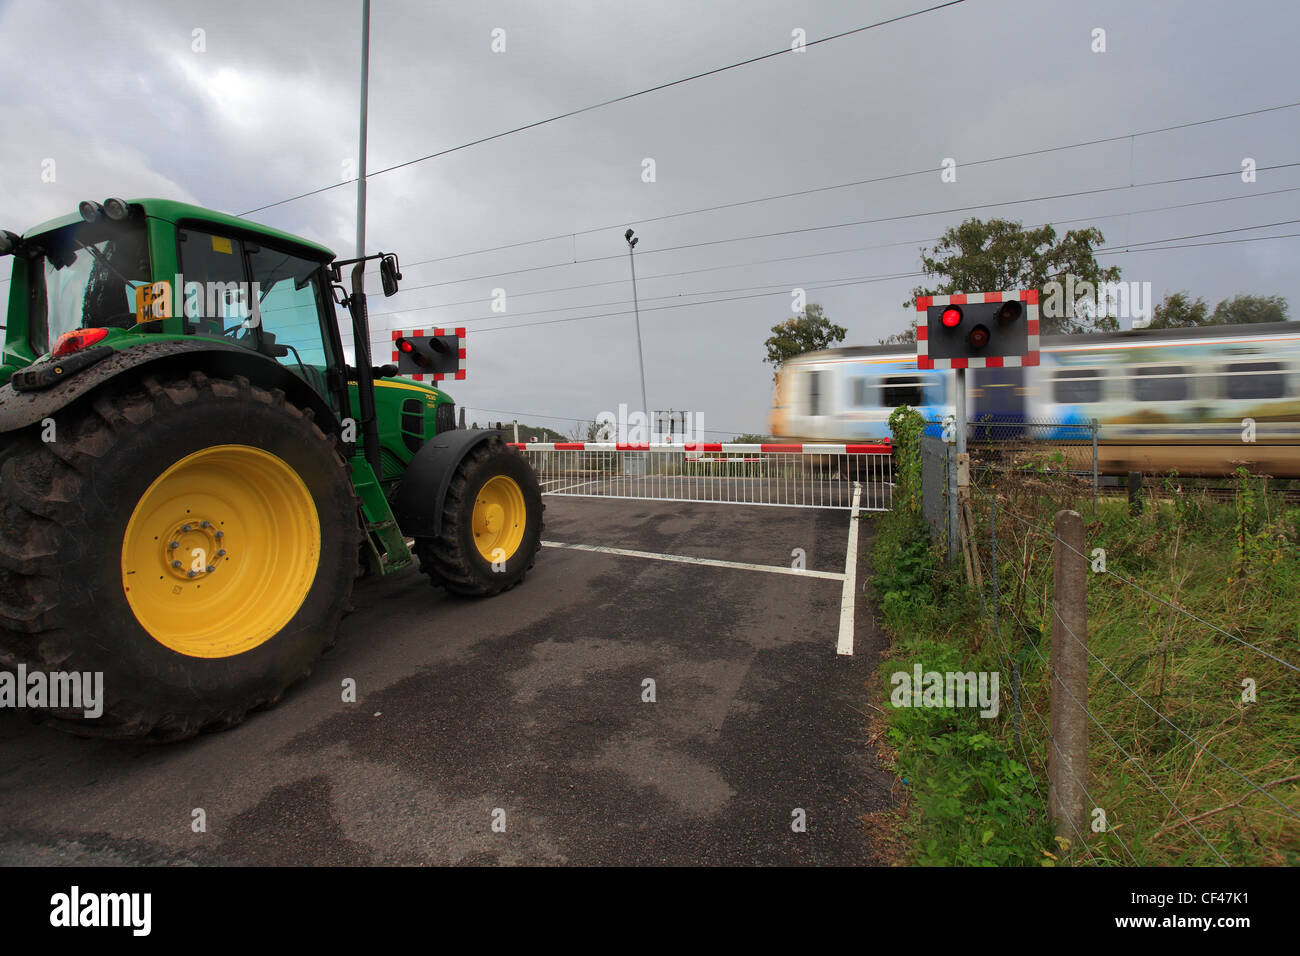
[511,442,893,511]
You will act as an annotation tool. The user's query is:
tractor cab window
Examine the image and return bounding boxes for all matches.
[177,228,249,332]
[247,246,332,368]
[36,220,150,353]
[178,228,338,402]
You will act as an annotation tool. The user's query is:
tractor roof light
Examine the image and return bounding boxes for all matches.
[0,229,19,257]
[52,327,110,358]
[941,306,963,328]
[103,197,130,221]
[78,200,105,223]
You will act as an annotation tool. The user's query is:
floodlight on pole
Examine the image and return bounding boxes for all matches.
[625,228,648,422]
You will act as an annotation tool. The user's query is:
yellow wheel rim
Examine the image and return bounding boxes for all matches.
[120,445,320,658]
[472,475,526,564]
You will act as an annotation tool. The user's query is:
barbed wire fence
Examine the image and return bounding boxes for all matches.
[930,420,1300,865]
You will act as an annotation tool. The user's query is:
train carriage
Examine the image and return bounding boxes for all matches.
[770,322,1300,477]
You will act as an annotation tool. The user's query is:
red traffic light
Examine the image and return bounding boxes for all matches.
[397,338,414,353]
[941,307,963,328]
[968,324,990,349]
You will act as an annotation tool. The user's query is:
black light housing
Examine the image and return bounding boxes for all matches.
[393,333,461,376]
[996,300,1023,322]
[0,230,19,257]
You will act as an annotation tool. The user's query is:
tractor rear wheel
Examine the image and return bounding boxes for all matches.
[0,372,360,741]
[413,435,543,596]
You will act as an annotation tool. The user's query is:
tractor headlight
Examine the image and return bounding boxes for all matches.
[79,200,105,223]
[103,197,130,220]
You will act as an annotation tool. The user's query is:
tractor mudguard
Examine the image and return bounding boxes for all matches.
[0,339,340,436]
[390,428,498,538]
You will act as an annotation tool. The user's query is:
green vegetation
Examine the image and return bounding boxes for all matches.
[869,406,1054,865]
[762,303,845,373]
[884,216,1122,341]
[1148,291,1290,329]
[986,465,1300,865]
[868,409,1300,866]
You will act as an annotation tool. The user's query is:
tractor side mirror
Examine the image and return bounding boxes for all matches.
[380,254,402,297]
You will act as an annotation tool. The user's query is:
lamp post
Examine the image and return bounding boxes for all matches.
[625,229,649,426]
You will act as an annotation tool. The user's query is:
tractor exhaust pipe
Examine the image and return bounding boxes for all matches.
[350,263,383,481]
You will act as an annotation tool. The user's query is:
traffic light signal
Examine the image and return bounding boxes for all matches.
[391,328,466,380]
[915,290,1039,369]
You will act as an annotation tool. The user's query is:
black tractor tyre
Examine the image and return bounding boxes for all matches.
[413,435,544,597]
[0,371,361,742]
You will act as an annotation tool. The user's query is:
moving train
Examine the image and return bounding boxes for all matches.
[769,321,1300,476]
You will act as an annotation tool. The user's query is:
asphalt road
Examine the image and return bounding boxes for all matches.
[0,497,896,866]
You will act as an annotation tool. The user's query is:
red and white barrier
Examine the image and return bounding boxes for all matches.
[508,441,892,453]
[510,442,893,511]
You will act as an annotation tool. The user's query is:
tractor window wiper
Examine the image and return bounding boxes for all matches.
[73,238,144,294]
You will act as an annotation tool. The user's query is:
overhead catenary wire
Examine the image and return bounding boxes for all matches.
[364,223,1300,343]
[348,99,1300,274]
[237,1,967,217]
[362,161,1300,298]
[355,181,1300,321]
[351,183,1300,314]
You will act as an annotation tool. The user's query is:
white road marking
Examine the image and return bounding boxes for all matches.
[836,482,863,657]
[541,540,845,581]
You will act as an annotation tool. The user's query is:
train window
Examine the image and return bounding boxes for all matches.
[1053,368,1103,404]
[1223,362,1286,400]
[807,370,824,416]
[882,376,924,407]
[850,377,874,407]
[1133,365,1189,402]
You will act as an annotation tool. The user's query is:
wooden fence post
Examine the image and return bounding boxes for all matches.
[1050,509,1089,845]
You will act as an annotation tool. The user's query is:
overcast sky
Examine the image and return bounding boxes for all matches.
[2,0,1298,437]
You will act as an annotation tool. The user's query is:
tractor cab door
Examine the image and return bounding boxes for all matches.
[177,227,344,414]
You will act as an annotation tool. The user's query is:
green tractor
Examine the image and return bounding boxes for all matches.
[0,198,544,741]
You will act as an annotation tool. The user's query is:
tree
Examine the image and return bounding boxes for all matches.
[763,303,846,372]
[1147,292,1289,329]
[1147,291,1210,329]
[1210,294,1289,325]
[906,217,1122,334]
[877,326,916,347]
